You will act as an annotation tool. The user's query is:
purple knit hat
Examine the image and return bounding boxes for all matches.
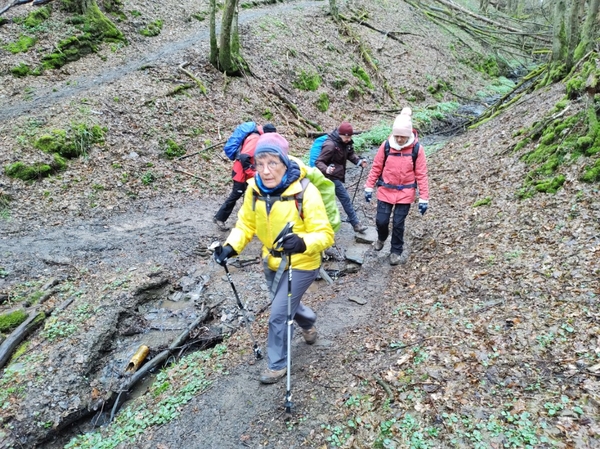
[254,132,290,167]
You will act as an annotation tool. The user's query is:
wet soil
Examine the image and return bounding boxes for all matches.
[1,1,599,448]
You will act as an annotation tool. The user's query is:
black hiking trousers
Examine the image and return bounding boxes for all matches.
[214,180,247,222]
[375,201,411,255]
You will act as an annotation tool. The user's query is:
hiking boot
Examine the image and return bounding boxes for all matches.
[353,222,367,233]
[390,252,408,266]
[301,326,317,345]
[389,252,402,265]
[373,240,384,251]
[213,217,230,231]
[259,367,287,384]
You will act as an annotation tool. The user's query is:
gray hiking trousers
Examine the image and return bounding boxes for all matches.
[264,267,318,370]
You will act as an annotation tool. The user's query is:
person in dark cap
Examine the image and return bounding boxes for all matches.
[315,121,368,233]
[213,123,277,231]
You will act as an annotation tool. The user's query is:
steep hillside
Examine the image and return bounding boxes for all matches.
[0,1,598,448]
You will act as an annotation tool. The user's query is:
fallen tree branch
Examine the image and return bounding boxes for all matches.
[373,375,394,400]
[178,62,208,95]
[268,86,321,131]
[0,311,46,370]
[173,167,209,183]
[176,140,226,160]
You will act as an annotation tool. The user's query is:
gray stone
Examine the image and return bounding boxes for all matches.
[348,296,367,305]
[345,246,365,264]
[355,227,378,243]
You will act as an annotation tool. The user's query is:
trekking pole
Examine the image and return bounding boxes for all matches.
[209,242,263,360]
[222,262,263,360]
[351,163,365,205]
[272,222,296,414]
[285,251,293,414]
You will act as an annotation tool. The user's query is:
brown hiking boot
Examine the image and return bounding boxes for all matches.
[353,222,367,233]
[373,240,384,251]
[259,367,287,384]
[301,326,317,345]
[213,217,230,231]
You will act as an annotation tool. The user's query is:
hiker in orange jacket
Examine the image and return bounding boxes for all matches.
[213,124,277,231]
[364,108,430,265]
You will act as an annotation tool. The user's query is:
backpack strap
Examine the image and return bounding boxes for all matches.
[252,177,310,218]
[378,140,420,190]
[252,178,311,299]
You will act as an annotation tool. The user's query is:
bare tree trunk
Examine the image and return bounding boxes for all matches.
[566,0,585,69]
[209,0,218,67]
[575,0,600,61]
[551,0,567,63]
[329,0,339,20]
[218,0,241,75]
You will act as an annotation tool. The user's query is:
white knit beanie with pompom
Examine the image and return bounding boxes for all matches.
[392,107,413,137]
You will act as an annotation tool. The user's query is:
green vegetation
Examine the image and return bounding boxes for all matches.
[293,70,321,91]
[191,11,207,21]
[163,139,185,159]
[332,78,348,89]
[64,344,227,449]
[412,102,460,128]
[513,86,600,197]
[41,304,91,342]
[0,310,28,333]
[34,123,106,158]
[352,124,392,152]
[473,197,492,207]
[140,19,163,37]
[348,86,363,100]
[477,77,516,98]
[38,3,124,72]
[141,171,156,185]
[5,158,57,181]
[316,92,330,112]
[23,5,51,28]
[3,35,37,54]
[262,109,273,120]
[5,123,105,181]
[352,66,373,89]
[0,192,10,220]
[427,80,452,99]
[10,62,32,78]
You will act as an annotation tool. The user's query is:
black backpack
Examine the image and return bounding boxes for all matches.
[383,140,420,170]
[376,140,421,190]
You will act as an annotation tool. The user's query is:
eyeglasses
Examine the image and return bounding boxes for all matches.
[255,160,282,171]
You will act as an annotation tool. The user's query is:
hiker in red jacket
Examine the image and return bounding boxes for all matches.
[213,124,277,231]
[364,108,430,265]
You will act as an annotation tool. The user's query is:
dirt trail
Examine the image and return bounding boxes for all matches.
[0,1,322,122]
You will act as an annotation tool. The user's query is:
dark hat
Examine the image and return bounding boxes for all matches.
[338,121,353,136]
[263,123,277,133]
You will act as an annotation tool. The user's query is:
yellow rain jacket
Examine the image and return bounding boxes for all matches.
[225,158,334,271]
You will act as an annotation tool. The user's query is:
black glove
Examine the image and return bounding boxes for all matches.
[365,190,372,203]
[213,244,236,266]
[238,153,252,171]
[281,234,306,254]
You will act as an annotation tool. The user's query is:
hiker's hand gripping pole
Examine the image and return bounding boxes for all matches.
[209,242,263,360]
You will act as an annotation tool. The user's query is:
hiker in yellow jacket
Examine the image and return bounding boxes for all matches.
[213,133,334,384]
